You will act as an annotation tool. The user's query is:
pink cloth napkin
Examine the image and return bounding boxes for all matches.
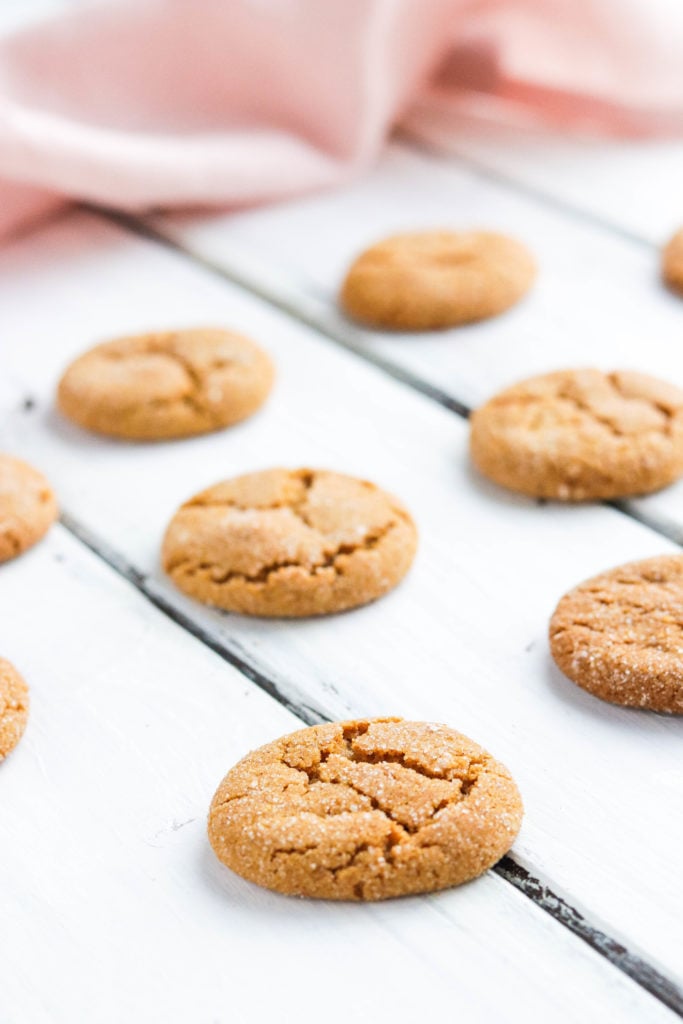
[1,0,682,240]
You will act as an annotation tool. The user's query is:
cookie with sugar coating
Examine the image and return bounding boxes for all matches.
[470,368,683,501]
[340,230,535,330]
[0,659,29,760]
[162,468,417,617]
[0,454,57,562]
[208,717,523,900]
[57,328,274,440]
[550,554,683,713]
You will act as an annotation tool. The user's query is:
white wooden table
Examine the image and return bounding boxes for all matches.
[2,44,683,1023]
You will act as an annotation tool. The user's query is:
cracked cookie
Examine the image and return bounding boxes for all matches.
[208,717,523,900]
[162,468,417,617]
[0,454,57,562]
[57,328,274,440]
[340,230,536,330]
[663,228,683,296]
[470,368,683,501]
[550,554,683,713]
[0,659,29,760]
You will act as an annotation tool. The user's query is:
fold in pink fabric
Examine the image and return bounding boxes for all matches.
[1,0,682,240]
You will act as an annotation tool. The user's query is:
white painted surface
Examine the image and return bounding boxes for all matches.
[405,116,683,245]
[1,212,683,996]
[6,530,665,1023]
[153,142,683,537]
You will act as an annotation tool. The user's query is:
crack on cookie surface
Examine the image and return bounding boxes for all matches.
[239,721,485,841]
[491,372,678,438]
[183,469,318,528]
[99,336,233,424]
[167,521,397,585]
[606,372,676,431]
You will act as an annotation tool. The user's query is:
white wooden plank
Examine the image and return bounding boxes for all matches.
[2,212,683,988]
[4,529,671,1024]
[152,142,683,539]
[152,144,683,407]
[404,115,683,245]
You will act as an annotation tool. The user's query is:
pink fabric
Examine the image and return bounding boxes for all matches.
[1,0,682,239]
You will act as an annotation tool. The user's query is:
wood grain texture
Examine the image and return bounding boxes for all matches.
[3,528,673,1023]
[1,212,683,993]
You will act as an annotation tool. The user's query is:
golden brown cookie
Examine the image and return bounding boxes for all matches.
[550,555,683,713]
[340,230,536,330]
[0,455,57,562]
[470,368,683,501]
[57,328,274,440]
[0,659,29,760]
[162,468,417,617]
[662,228,683,295]
[208,717,523,900]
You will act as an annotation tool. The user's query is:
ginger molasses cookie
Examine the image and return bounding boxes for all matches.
[340,230,535,330]
[470,368,683,501]
[0,659,29,760]
[662,228,683,296]
[0,455,57,562]
[208,717,523,900]
[550,555,683,713]
[57,328,274,440]
[162,468,417,617]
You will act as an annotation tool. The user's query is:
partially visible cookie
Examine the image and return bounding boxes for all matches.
[340,230,536,330]
[162,468,417,617]
[470,368,683,500]
[208,717,523,900]
[0,455,57,562]
[0,659,29,759]
[662,228,683,295]
[550,555,683,713]
[57,328,275,440]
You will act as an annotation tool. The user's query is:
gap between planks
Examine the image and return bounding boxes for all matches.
[84,202,683,553]
[399,129,656,252]
[63,197,683,1015]
[59,501,683,1019]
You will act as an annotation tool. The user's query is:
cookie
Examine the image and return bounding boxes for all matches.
[340,230,535,330]
[57,328,274,440]
[550,555,683,713]
[208,717,523,900]
[0,455,57,562]
[470,368,683,501]
[0,659,29,760]
[662,228,683,295]
[162,468,417,617]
